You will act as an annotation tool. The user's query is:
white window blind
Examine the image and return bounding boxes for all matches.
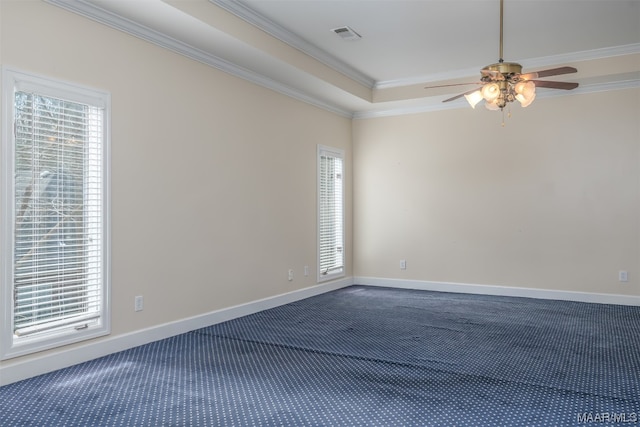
[318,146,344,280]
[1,68,110,359]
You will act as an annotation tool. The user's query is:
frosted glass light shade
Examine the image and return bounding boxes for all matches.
[464,90,483,109]
[515,81,536,107]
[485,100,501,111]
[516,92,536,107]
[515,80,535,97]
[481,83,500,102]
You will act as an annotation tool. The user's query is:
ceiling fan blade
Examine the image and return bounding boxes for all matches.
[520,66,577,80]
[425,82,481,89]
[442,87,482,103]
[532,80,579,90]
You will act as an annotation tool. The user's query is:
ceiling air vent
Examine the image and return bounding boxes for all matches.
[331,26,361,41]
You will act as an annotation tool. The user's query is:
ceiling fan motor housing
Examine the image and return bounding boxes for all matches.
[482,62,523,81]
[481,62,524,107]
[436,0,578,110]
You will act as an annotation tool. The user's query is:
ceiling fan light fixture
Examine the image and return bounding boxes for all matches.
[516,91,536,107]
[430,0,578,118]
[464,90,484,109]
[514,80,536,107]
[515,80,535,97]
[485,100,501,111]
[481,83,501,102]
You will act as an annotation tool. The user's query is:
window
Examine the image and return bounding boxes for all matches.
[318,145,344,281]
[1,68,110,359]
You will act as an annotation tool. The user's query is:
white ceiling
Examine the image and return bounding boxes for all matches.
[48,0,640,117]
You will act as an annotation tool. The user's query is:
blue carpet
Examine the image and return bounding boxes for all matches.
[1,285,639,426]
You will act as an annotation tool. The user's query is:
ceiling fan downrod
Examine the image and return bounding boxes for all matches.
[431,0,579,112]
[499,0,504,62]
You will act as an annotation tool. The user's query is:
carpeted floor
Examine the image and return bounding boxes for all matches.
[1,285,639,426]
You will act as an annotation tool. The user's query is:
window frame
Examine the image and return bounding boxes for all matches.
[317,145,345,283]
[1,67,111,360]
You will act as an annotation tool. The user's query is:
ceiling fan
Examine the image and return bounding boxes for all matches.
[426,0,579,111]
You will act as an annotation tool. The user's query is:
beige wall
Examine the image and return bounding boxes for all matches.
[1,0,638,382]
[0,1,352,371]
[354,89,640,296]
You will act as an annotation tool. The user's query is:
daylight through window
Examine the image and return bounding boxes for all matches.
[318,146,344,281]
[1,69,110,359]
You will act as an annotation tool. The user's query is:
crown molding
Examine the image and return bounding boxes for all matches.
[42,0,640,120]
[521,43,640,70]
[209,0,375,89]
[355,77,640,119]
[44,0,353,118]
[376,43,640,90]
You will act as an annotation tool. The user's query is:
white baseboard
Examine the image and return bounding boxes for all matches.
[0,277,353,386]
[4,276,635,386]
[354,276,640,306]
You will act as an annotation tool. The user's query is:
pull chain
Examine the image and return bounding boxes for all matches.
[500,104,512,127]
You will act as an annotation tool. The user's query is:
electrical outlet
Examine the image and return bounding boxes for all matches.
[400,259,407,270]
[619,270,628,282]
[304,266,309,277]
[288,269,294,281]
[134,295,144,312]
